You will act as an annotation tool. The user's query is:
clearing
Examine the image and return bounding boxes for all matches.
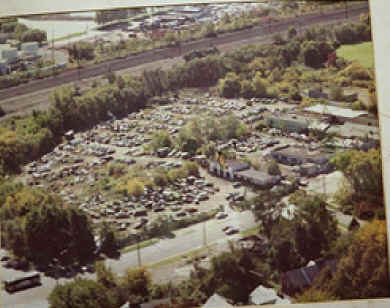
[337,42,374,69]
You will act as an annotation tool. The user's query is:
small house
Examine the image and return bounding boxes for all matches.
[235,169,281,189]
[209,159,250,180]
[265,116,309,134]
[270,147,331,167]
[281,259,338,295]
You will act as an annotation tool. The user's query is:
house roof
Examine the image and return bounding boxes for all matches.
[282,259,338,292]
[225,160,250,172]
[236,169,280,185]
[304,104,368,119]
[203,293,233,308]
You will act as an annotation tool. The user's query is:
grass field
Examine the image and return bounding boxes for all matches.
[337,42,375,69]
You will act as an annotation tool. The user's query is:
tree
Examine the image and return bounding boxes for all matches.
[251,72,268,97]
[120,267,152,303]
[217,72,241,98]
[48,277,117,308]
[304,220,390,300]
[99,221,120,256]
[95,261,122,305]
[150,130,172,151]
[20,29,47,44]
[289,192,340,262]
[330,149,382,204]
[240,79,254,98]
[288,26,298,39]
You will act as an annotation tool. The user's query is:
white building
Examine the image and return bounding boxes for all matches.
[20,41,40,58]
[0,44,18,64]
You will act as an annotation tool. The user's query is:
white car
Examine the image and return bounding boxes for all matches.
[215,212,228,220]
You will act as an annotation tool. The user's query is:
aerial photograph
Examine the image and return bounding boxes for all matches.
[0,1,386,308]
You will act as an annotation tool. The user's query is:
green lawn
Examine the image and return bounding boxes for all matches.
[337,42,375,69]
[53,31,86,43]
[120,239,159,254]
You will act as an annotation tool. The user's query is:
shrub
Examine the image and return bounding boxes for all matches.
[125,178,145,197]
[267,160,281,176]
[329,85,344,101]
[0,106,6,117]
[288,87,302,101]
[351,100,366,110]
[240,79,254,98]
[150,130,172,152]
[218,72,241,98]
[183,161,199,177]
[252,72,268,97]
[153,171,169,187]
[108,162,127,178]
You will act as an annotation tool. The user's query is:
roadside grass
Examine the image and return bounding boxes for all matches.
[240,226,261,237]
[337,42,374,69]
[53,31,86,42]
[148,244,217,269]
[120,239,159,254]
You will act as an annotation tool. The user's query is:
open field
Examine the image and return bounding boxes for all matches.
[337,42,375,69]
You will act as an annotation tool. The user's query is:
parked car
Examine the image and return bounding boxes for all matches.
[215,212,228,219]
[225,226,240,235]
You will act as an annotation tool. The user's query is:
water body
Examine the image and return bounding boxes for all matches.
[18,18,98,41]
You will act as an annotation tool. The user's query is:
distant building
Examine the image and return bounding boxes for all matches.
[270,146,331,167]
[0,44,18,64]
[265,115,309,134]
[20,41,40,59]
[209,158,250,180]
[235,169,282,189]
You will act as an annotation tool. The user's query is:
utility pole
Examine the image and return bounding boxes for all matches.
[136,234,142,267]
[51,26,55,76]
[203,221,207,248]
[322,175,327,196]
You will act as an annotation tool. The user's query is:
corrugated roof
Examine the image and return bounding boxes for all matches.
[304,104,368,119]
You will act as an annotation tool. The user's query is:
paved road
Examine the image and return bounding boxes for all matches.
[1,208,255,308]
[0,3,368,103]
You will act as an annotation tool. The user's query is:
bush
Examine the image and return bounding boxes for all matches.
[218,72,241,98]
[153,171,169,187]
[329,85,344,101]
[150,130,172,152]
[0,106,6,117]
[267,160,281,176]
[240,79,254,98]
[183,161,199,177]
[338,63,371,81]
[252,72,268,97]
[351,100,366,110]
[124,178,145,197]
[288,87,302,101]
[107,162,127,178]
